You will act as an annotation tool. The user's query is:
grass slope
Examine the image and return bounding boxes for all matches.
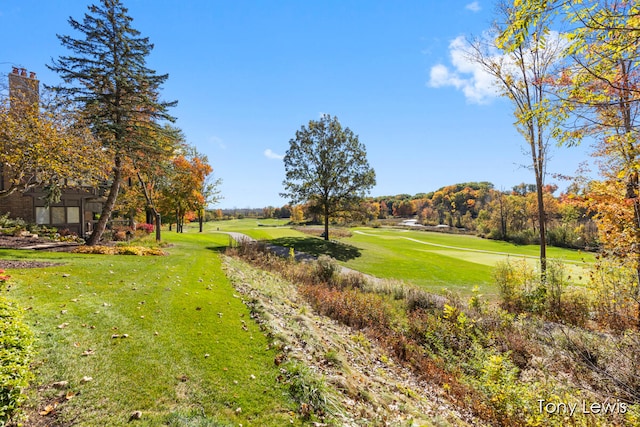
[2,232,301,426]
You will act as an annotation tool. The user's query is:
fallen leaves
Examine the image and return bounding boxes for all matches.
[40,376,89,418]
[40,402,58,416]
[81,348,95,356]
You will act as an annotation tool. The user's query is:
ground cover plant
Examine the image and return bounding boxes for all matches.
[227,239,638,427]
[0,232,305,426]
[0,270,34,424]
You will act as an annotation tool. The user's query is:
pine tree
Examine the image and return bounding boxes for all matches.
[48,0,176,245]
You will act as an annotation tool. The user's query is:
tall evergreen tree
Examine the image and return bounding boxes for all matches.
[48,0,176,245]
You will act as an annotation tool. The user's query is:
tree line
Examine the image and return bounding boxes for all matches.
[261,180,598,249]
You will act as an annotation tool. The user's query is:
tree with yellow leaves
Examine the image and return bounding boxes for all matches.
[466,2,567,278]
[0,90,106,204]
[501,0,640,326]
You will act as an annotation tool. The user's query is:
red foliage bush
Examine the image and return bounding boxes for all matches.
[137,223,154,234]
[300,284,394,330]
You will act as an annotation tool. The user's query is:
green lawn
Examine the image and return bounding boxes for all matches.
[2,232,301,426]
[206,218,304,240]
[237,223,595,298]
[337,228,595,297]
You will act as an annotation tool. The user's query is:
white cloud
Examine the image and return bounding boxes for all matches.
[264,149,284,160]
[465,2,481,12]
[428,35,500,104]
[208,135,226,150]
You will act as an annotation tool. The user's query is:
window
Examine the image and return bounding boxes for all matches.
[51,207,65,224]
[67,207,80,224]
[36,207,50,224]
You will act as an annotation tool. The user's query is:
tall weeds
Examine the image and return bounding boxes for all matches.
[226,240,639,426]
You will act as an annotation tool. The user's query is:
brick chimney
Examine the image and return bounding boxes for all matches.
[8,66,39,106]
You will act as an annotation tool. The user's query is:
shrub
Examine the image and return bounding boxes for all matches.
[405,287,444,311]
[117,246,143,256]
[314,256,339,285]
[0,296,34,424]
[74,245,115,255]
[73,245,165,256]
[301,284,396,330]
[508,229,538,245]
[494,259,546,314]
[589,259,639,331]
[113,230,128,241]
[137,223,154,234]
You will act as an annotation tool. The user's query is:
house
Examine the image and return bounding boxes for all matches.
[0,67,104,236]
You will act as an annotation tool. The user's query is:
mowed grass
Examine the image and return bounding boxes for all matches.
[209,218,304,240]
[338,228,596,297]
[2,231,301,426]
[206,220,596,298]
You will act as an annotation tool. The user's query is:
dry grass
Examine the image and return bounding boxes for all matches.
[227,239,640,426]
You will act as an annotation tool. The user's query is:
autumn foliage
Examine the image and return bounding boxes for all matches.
[0,94,107,202]
[228,240,639,426]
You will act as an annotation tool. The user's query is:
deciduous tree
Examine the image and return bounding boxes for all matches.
[559,0,640,326]
[0,90,106,203]
[160,151,213,233]
[132,125,183,241]
[281,114,376,240]
[467,2,566,277]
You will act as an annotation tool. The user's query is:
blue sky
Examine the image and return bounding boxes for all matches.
[1,1,593,209]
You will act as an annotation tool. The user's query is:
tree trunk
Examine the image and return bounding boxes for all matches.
[199,210,204,233]
[536,173,547,279]
[499,192,507,239]
[630,174,640,329]
[87,156,123,246]
[155,212,161,243]
[323,204,330,241]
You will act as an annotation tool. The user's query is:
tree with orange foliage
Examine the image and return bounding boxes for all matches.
[160,150,214,233]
